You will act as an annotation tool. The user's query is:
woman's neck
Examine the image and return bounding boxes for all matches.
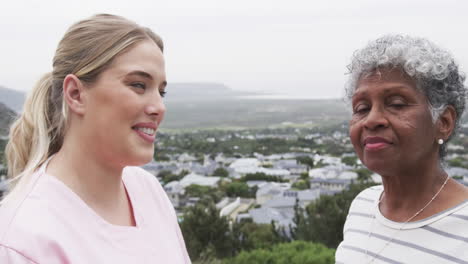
[46,135,135,226]
[378,161,449,222]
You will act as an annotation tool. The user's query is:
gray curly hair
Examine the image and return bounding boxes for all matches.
[345,34,467,159]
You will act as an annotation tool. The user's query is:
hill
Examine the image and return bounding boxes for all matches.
[161,97,349,130]
[1,83,350,130]
[163,82,256,101]
[0,102,16,137]
[1,83,467,131]
[160,83,350,129]
[0,86,25,113]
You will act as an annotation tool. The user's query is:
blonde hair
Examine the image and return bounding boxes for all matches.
[3,14,163,205]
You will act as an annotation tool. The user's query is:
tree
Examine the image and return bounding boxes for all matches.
[179,169,190,177]
[224,240,335,264]
[155,154,170,161]
[314,159,327,168]
[195,152,205,163]
[341,156,357,167]
[291,182,376,248]
[180,202,233,261]
[158,170,178,183]
[241,172,287,183]
[300,172,309,181]
[209,153,217,160]
[224,182,251,198]
[185,184,225,203]
[292,180,309,190]
[296,156,314,168]
[0,139,7,166]
[230,220,286,253]
[158,169,190,184]
[448,157,468,169]
[213,167,229,177]
[354,168,373,182]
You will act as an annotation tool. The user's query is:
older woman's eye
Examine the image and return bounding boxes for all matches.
[388,101,407,109]
[390,104,405,109]
[353,105,369,114]
[386,96,408,109]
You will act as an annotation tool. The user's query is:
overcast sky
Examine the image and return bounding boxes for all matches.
[1,0,467,99]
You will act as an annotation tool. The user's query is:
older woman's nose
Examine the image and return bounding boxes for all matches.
[364,107,389,130]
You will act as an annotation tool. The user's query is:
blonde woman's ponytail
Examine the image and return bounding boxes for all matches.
[3,73,54,205]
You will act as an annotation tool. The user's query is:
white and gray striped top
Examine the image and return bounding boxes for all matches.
[335,185,468,264]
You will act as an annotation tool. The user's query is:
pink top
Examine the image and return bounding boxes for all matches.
[0,162,191,264]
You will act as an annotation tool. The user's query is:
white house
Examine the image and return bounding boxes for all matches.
[164,181,185,208]
[309,167,338,179]
[229,158,290,177]
[179,173,221,188]
[310,178,351,192]
[178,153,198,163]
[229,158,260,170]
[273,159,308,175]
[256,182,291,205]
[338,171,358,180]
[241,207,294,228]
[282,189,320,207]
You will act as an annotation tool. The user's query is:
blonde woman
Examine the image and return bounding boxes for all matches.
[0,14,191,263]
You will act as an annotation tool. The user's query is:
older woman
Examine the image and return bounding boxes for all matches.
[0,14,190,263]
[336,35,468,263]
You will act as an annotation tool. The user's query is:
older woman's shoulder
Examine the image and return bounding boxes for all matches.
[354,185,383,201]
[347,185,383,213]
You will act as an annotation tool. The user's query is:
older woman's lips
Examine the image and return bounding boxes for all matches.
[363,137,392,150]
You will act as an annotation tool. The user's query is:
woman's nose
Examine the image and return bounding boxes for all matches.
[144,90,166,117]
[364,106,388,130]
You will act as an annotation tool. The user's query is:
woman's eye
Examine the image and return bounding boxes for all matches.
[388,101,406,109]
[159,90,167,98]
[131,82,146,90]
[353,105,369,114]
[387,96,407,109]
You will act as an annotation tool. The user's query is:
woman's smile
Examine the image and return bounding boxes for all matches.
[349,69,437,175]
[84,40,166,166]
[132,123,157,143]
[363,136,393,151]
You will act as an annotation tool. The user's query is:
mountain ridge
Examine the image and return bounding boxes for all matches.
[0,102,16,137]
[0,86,25,112]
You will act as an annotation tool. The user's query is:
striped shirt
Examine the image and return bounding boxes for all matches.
[335,185,468,264]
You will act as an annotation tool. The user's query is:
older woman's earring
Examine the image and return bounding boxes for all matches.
[438,139,444,145]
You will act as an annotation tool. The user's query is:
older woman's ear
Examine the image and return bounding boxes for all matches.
[437,105,457,140]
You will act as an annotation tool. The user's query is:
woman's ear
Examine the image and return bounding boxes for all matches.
[436,105,457,140]
[63,74,86,115]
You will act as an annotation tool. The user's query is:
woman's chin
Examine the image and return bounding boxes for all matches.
[362,160,387,175]
[125,151,154,167]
